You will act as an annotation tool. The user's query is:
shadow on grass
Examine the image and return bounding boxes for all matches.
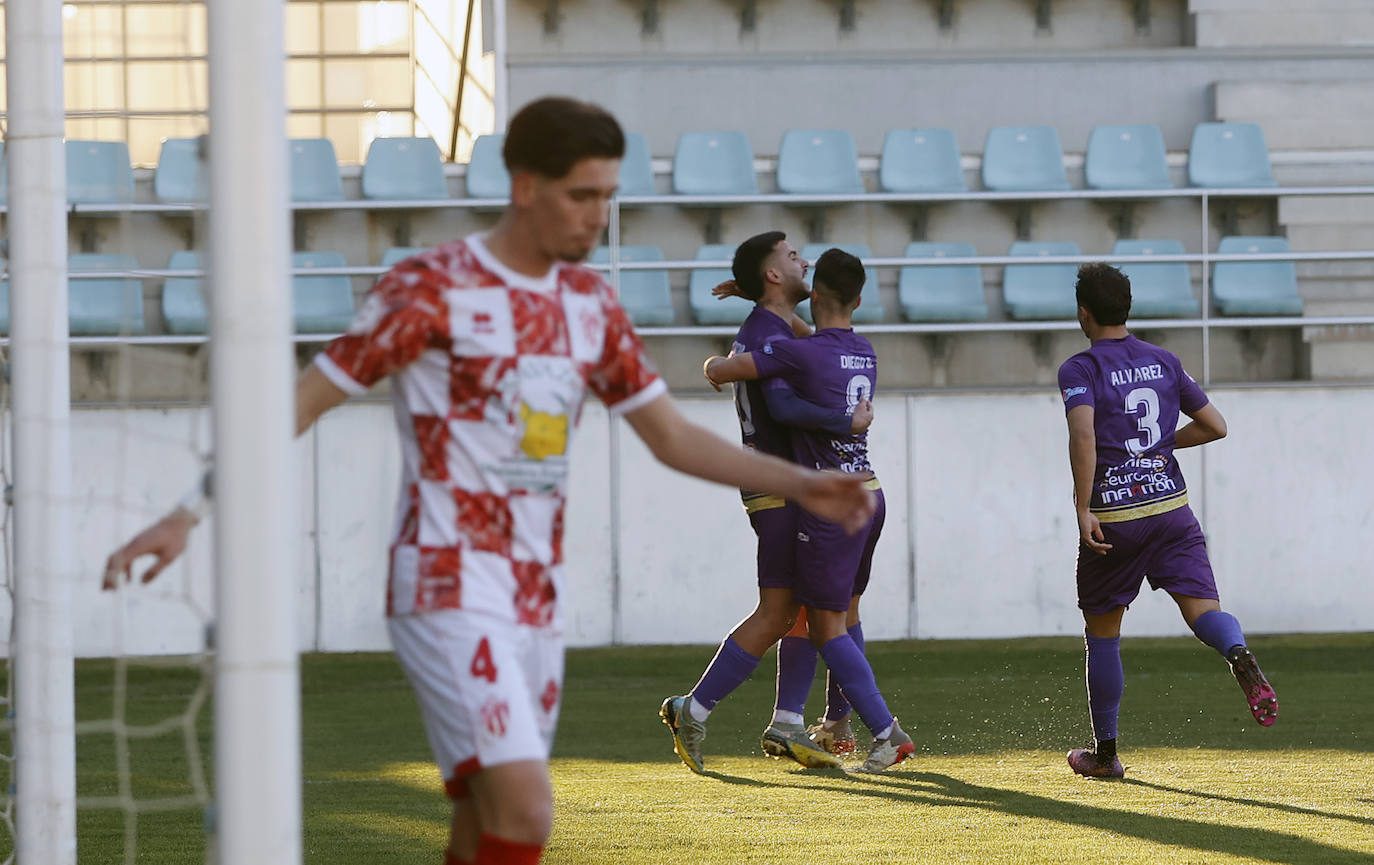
[1122,777,1374,828]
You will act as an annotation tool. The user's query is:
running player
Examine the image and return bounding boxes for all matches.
[1057,262,1278,780]
[702,248,914,773]
[101,98,876,865]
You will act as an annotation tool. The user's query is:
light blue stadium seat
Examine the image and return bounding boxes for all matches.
[1188,123,1276,188]
[154,137,209,203]
[1212,236,1302,316]
[898,242,988,322]
[380,247,429,268]
[688,244,751,325]
[69,253,145,334]
[618,132,656,197]
[777,129,863,195]
[293,251,356,333]
[67,140,135,204]
[362,137,447,200]
[879,128,966,193]
[800,243,884,324]
[466,134,510,199]
[289,138,344,202]
[672,131,758,195]
[1113,239,1196,318]
[161,250,208,334]
[591,246,674,326]
[1085,125,1171,190]
[1002,241,1080,320]
[981,126,1070,191]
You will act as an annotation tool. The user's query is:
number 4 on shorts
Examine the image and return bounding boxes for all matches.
[470,636,499,683]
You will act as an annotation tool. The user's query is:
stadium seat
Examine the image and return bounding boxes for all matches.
[776,129,863,195]
[1188,123,1276,188]
[1112,239,1197,317]
[800,243,884,324]
[1212,236,1302,316]
[380,247,428,268]
[618,132,657,197]
[68,253,145,334]
[1085,125,1171,190]
[67,140,135,204]
[898,242,988,322]
[293,251,357,333]
[981,126,1070,191]
[289,138,344,202]
[0,141,6,204]
[672,131,758,195]
[161,250,208,334]
[879,128,966,193]
[590,246,674,326]
[1002,241,1080,320]
[466,134,510,199]
[361,137,447,200]
[688,244,751,325]
[154,137,209,203]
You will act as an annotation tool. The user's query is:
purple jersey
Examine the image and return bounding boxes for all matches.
[732,307,799,506]
[753,328,874,474]
[1058,334,1209,522]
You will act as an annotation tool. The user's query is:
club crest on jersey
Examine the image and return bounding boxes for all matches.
[1063,386,1087,401]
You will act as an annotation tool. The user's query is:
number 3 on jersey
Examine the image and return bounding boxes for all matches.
[470,636,499,683]
[1124,387,1161,456]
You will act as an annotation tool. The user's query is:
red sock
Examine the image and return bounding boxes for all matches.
[474,832,542,865]
[443,850,474,865]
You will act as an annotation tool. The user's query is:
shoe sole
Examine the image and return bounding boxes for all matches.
[854,740,915,774]
[1229,648,1279,727]
[659,698,705,775]
[760,730,842,769]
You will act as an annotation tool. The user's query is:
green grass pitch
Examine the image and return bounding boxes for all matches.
[9,632,1374,863]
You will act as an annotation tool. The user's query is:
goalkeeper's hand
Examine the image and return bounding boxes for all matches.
[102,508,197,590]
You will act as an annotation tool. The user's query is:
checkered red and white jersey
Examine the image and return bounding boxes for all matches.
[314,234,666,623]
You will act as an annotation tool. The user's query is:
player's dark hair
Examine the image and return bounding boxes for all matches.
[812,248,865,307]
[1075,262,1132,326]
[502,97,625,179]
[731,231,787,302]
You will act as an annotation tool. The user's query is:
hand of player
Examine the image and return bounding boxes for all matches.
[702,355,725,393]
[850,399,874,435]
[1077,510,1112,555]
[797,470,876,535]
[102,508,197,590]
[711,280,744,301]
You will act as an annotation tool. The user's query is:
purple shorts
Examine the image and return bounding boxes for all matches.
[750,503,798,590]
[794,488,886,612]
[1076,504,1219,615]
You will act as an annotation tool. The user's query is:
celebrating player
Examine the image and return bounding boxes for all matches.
[1057,262,1278,780]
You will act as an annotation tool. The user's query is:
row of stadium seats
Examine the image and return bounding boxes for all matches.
[0,237,1302,336]
[1,122,1276,207]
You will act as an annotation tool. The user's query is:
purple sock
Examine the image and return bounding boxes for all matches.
[817,634,893,737]
[1085,634,1123,743]
[825,622,864,721]
[689,636,761,711]
[774,636,818,717]
[1191,609,1246,658]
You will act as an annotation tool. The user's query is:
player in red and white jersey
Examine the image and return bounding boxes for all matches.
[103,97,875,865]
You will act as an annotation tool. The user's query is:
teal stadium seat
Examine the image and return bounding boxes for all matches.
[1212,236,1303,316]
[1112,240,1197,317]
[1085,125,1171,190]
[161,250,208,334]
[293,251,357,333]
[981,126,1070,191]
[898,242,988,322]
[380,247,428,268]
[362,137,447,200]
[466,134,510,199]
[879,128,966,193]
[777,129,863,195]
[69,253,145,334]
[801,243,884,324]
[672,131,757,195]
[618,132,657,197]
[67,140,135,204]
[591,246,674,326]
[154,137,209,203]
[1188,123,1276,188]
[688,244,751,325]
[1002,241,1080,320]
[289,138,344,202]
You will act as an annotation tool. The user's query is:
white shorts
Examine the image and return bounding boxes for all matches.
[387,609,564,798]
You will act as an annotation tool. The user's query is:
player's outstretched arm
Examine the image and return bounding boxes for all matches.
[1066,405,1111,555]
[1175,402,1227,449]
[623,392,875,533]
[702,353,759,389]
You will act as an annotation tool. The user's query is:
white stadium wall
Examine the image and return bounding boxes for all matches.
[5,386,1370,658]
